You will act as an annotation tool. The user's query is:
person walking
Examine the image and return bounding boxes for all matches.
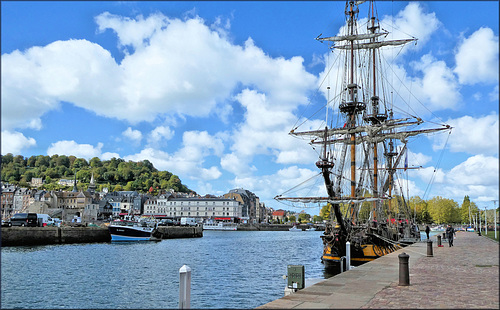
[425,225,430,239]
[446,225,455,247]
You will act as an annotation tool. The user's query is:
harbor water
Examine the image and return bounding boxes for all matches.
[2,230,334,309]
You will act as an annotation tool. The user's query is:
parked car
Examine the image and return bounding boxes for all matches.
[180,217,197,226]
[37,214,54,227]
[2,219,11,227]
[8,213,38,227]
[158,219,175,226]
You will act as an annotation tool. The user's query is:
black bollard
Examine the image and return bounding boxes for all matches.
[437,235,442,246]
[398,252,410,286]
[426,240,433,257]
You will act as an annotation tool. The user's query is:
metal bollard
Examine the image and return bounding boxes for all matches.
[437,235,442,246]
[346,241,351,271]
[179,265,191,309]
[398,252,410,286]
[426,240,433,257]
[340,256,346,273]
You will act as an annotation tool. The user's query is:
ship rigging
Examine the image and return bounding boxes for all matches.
[275,0,452,269]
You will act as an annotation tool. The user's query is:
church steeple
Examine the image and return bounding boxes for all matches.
[87,173,96,194]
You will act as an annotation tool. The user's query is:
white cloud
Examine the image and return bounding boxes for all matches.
[386,2,440,48]
[147,126,174,146]
[95,12,169,51]
[454,27,499,85]
[125,130,224,181]
[442,155,499,201]
[101,152,121,161]
[1,12,316,132]
[122,127,143,144]
[432,114,499,156]
[409,54,461,111]
[47,140,104,159]
[1,131,36,154]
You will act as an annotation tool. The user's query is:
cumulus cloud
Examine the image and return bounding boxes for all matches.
[432,114,499,156]
[454,27,499,85]
[47,140,104,159]
[412,54,461,110]
[1,131,36,154]
[125,130,224,181]
[384,2,440,48]
[443,155,499,201]
[147,126,174,147]
[2,12,317,132]
[122,127,143,144]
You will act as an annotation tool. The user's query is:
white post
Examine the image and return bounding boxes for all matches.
[485,208,487,235]
[179,265,191,309]
[346,241,351,270]
[479,213,481,234]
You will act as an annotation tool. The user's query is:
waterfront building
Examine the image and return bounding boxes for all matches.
[272,209,286,223]
[223,188,264,223]
[1,184,16,219]
[13,188,33,214]
[143,195,242,222]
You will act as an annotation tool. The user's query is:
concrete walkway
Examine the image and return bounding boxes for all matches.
[257,232,499,309]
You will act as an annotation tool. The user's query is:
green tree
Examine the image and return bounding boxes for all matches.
[298,213,311,223]
[89,157,102,168]
[56,155,70,168]
[289,215,296,223]
[2,153,14,164]
[320,204,332,220]
[313,215,323,223]
[428,196,460,224]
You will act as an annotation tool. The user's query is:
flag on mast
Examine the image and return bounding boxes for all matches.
[404,151,408,171]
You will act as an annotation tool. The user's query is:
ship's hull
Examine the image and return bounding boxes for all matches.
[203,223,237,231]
[108,224,154,241]
[321,242,402,268]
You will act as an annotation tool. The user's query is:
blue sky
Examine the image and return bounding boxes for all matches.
[1,1,498,215]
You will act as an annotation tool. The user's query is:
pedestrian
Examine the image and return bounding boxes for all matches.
[425,225,430,239]
[446,225,455,247]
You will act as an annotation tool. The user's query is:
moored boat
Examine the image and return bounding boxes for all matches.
[203,222,238,231]
[108,220,159,241]
[289,225,302,232]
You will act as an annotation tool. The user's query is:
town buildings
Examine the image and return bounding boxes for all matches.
[1,179,277,224]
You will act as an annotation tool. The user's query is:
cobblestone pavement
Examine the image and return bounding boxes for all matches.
[257,232,498,309]
[362,232,499,309]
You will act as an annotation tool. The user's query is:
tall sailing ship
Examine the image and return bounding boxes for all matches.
[275,0,452,269]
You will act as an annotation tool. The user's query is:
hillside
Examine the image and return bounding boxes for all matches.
[0,153,193,194]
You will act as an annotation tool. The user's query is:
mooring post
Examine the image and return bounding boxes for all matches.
[340,256,345,273]
[426,240,433,257]
[398,252,410,286]
[437,234,442,247]
[179,265,191,309]
[346,241,351,270]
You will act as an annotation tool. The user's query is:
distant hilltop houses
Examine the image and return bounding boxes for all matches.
[1,177,297,224]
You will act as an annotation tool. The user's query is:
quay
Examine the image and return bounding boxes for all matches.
[257,232,499,309]
[1,225,203,246]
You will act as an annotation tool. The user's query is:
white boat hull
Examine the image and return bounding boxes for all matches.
[203,223,237,231]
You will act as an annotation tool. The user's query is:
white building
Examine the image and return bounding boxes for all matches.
[143,196,242,222]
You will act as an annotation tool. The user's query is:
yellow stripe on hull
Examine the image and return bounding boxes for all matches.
[322,243,397,265]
